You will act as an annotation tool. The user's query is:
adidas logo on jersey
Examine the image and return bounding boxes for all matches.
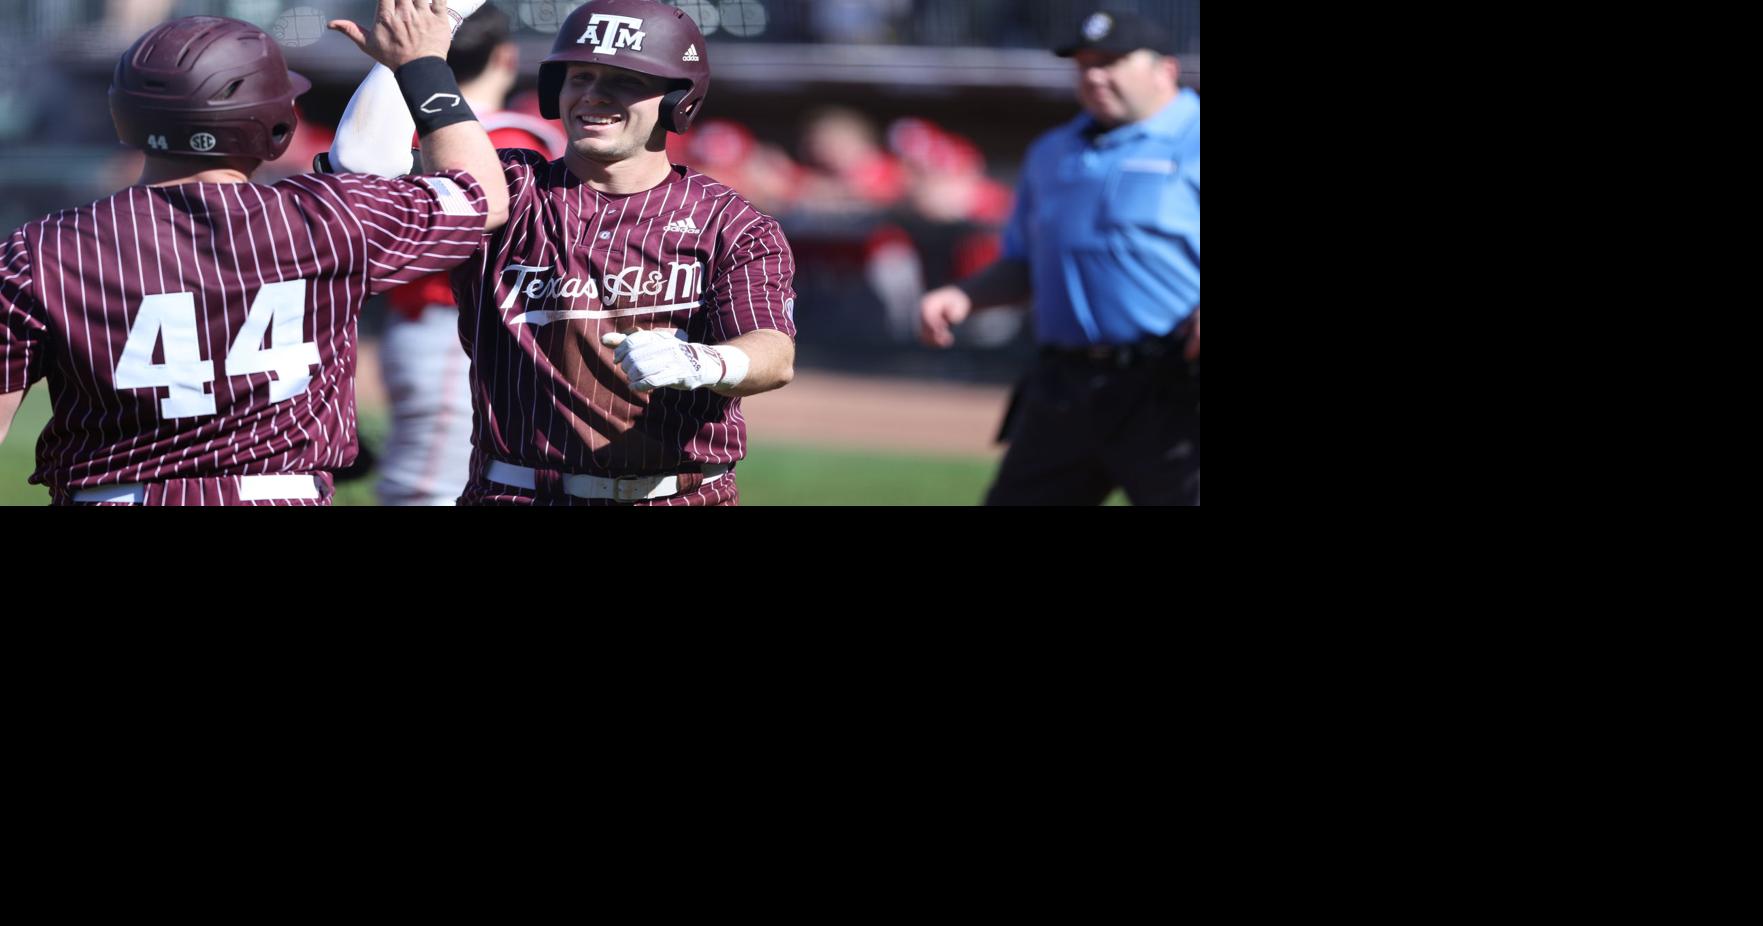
[664,216,702,234]
[682,44,699,62]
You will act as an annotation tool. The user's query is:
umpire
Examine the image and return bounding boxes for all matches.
[917,10,1199,506]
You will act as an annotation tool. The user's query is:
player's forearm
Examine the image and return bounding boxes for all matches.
[327,0,456,177]
[328,0,505,230]
[712,329,795,397]
[955,259,1032,311]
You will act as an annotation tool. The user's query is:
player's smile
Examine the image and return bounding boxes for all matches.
[573,111,625,135]
[560,63,668,158]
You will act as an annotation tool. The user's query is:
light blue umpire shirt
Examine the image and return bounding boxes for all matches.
[1001,88,1200,347]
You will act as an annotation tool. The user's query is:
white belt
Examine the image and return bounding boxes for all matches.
[72,474,324,504]
[486,460,729,502]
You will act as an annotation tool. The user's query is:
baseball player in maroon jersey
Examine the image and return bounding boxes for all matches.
[329,0,798,506]
[0,1,509,505]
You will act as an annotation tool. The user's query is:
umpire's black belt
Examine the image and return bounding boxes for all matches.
[1042,336,1179,368]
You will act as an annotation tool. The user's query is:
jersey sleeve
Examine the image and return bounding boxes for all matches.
[0,229,48,393]
[707,212,798,341]
[276,169,490,296]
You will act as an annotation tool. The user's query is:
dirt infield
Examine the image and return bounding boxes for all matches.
[741,369,1010,457]
[356,342,1009,458]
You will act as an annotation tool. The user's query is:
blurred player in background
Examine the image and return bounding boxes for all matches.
[376,3,566,506]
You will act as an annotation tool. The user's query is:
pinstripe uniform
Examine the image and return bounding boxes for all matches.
[452,149,797,506]
[378,118,566,507]
[0,171,488,505]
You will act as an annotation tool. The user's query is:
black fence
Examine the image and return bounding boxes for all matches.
[0,1,1198,51]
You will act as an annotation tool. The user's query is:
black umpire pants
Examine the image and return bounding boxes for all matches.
[985,340,1200,506]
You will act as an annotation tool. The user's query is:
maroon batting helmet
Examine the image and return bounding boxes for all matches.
[109,16,311,161]
[537,0,710,133]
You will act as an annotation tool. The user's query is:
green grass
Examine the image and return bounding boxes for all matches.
[737,442,999,506]
[0,388,51,505]
[3,389,1046,506]
[0,389,393,506]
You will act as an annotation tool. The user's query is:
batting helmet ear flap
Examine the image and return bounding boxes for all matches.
[659,86,693,133]
[537,63,565,120]
[271,111,298,148]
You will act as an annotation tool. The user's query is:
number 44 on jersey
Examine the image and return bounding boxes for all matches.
[114,279,320,419]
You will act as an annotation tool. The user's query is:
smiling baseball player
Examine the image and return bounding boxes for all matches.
[327,0,798,506]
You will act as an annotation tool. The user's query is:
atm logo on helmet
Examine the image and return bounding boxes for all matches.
[575,14,646,55]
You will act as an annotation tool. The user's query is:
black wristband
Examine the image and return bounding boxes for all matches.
[393,56,476,137]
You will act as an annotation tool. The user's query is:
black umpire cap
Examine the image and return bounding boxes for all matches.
[1055,10,1176,57]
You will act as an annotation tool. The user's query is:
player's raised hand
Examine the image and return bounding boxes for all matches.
[329,0,455,70]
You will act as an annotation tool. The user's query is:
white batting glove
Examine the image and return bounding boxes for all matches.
[601,330,750,393]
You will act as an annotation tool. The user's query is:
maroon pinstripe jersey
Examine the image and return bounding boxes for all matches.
[0,170,487,501]
[452,149,797,488]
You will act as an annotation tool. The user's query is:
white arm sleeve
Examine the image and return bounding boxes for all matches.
[329,64,418,178]
[328,1,487,178]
